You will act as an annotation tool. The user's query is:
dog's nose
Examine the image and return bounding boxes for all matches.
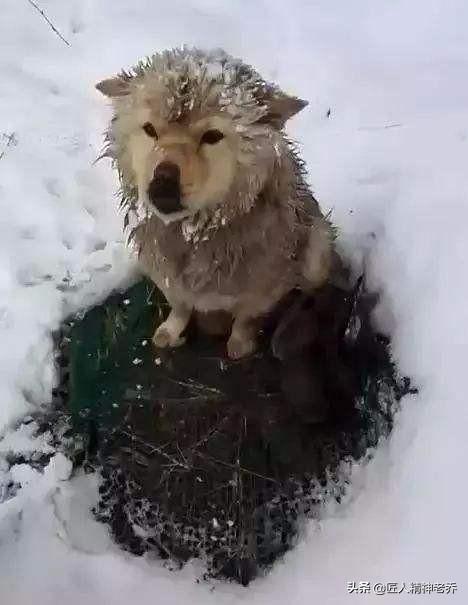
[154,161,180,183]
[148,161,183,215]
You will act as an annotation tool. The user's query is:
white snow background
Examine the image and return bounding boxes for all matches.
[1,0,467,603]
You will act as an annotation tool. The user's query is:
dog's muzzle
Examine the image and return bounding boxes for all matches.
[148,161,184,215]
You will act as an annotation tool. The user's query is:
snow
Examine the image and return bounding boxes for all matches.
[0,0,467,603]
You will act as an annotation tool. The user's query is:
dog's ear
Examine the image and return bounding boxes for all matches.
[257,90,308,128]
[95,77,130,98]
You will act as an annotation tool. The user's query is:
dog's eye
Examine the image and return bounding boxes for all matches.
[142,122,158,138]
[200,129,224,145]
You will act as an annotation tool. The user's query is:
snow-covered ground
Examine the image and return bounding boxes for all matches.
[1,0,467,602]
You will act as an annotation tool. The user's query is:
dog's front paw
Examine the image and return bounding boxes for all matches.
[152,323,186,349]
[227,333,256,360]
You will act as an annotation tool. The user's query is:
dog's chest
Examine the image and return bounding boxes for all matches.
[135,209,302,304]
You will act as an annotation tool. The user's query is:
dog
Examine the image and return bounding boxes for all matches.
[96,47,335,359]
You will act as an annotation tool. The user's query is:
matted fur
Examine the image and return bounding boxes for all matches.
[96,47,335,358]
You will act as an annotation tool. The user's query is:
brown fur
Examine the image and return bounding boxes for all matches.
[96,48,335,358]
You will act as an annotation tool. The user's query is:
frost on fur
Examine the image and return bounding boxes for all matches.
[96,47,306,126]
[96,47,310,228]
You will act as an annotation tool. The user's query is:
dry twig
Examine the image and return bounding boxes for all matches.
[26,0,70,46]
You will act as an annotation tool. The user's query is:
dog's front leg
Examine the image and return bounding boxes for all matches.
[227,314,258,360]
[153,303,192,348]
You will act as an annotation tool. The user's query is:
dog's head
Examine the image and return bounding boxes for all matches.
[96,48,307,223]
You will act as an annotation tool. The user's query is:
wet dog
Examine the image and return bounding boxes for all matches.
[96,48,335,358]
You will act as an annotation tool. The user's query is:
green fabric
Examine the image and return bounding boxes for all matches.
[68,280,167,431]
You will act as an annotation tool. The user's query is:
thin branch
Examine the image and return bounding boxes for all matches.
[185,415,229,452]
[165,376,224,396]
[26,0,70,47]
[194,450,279,484]
[119,429,191,470]
[358,123,403,132]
